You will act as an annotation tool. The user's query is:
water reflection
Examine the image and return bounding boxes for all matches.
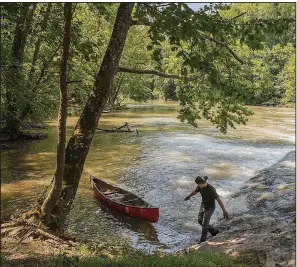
[95,200,161,244]
[1,101,295,252]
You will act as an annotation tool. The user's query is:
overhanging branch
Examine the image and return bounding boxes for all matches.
[131,20,151,26]
[118,66,180,79]
[67,80,82,84]
[207,37,245,64]
[230,12,246,21]
[118,66,199,81]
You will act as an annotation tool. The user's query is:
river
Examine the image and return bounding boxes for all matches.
[1,101,295,252]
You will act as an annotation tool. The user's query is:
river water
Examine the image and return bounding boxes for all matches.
[1,101,295,252]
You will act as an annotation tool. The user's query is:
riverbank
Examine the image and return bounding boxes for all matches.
[1,238,251,267]
[2,151,294,267]
[178,151,295,267]
[1,221,250,267]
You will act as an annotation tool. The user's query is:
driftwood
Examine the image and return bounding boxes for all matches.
[97,122,139,134]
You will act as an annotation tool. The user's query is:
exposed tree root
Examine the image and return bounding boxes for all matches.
[1,219,78,248]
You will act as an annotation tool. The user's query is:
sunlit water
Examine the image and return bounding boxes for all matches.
[1,101,295,252]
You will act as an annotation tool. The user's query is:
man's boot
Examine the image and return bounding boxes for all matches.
[209,228,219,236]
[197,237,206,244]
[211,229,219,236]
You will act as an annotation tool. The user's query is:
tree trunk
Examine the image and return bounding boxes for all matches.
[40,3,72,225]
[40,3,135,230]
[6,3,36,138]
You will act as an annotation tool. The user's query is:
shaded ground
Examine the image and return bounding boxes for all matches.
[179,151,295,267]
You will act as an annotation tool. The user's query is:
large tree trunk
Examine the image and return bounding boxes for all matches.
[39,3,135,230]
[40,3,72,225]
[6,3,36,138]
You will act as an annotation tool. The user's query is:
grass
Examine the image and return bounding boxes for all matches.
[2,251,253,267]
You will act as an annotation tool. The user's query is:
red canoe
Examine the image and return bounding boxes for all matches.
[90,175,159,223]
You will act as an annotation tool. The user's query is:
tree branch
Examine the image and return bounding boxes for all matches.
[67,80,82,84]
[118,66,200,81]
[207,37,245,64]
[131,20,151,26]
[118,66,180,79]
[230,12,246,21]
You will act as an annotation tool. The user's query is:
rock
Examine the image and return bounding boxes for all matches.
[181,151,295,267]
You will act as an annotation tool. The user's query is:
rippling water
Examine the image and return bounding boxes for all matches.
[1,101,295,252]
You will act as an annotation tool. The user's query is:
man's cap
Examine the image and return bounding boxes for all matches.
[195,175,208,184]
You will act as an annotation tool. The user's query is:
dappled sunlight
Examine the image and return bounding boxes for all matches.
[203,162,239,179]
[19,152,56,173]
[281,160,295,168]
[208,241,229,247]
[256,192,275,201]
[1,179,49,199]
[46,116,79,127]
[36,152,56,157]
[176,176,193,186]
[227,237,247,244]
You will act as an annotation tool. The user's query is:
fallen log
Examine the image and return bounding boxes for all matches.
[97,122,139,134]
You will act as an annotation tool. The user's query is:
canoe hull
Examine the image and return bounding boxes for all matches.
[90,176,159,223]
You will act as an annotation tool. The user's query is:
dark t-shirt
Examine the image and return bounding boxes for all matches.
[195,183,219,210]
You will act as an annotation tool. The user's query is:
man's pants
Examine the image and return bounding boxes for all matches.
[198,205,216,241]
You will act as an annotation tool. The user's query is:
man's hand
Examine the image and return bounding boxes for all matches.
[184,196,190,201]
[223,210,229,219]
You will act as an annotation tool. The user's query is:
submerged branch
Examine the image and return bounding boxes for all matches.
[97,122,139,134]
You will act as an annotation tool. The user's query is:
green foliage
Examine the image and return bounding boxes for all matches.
[139,3,294,131]
[219,3,295,46]
[217,3,295,107]
[1,3,63,124]
[77,252,252,267]
[1,2,295,135]
[279,51,296,106]
[1,252,253,267]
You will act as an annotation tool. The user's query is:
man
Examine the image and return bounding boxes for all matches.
[184,175,228,244]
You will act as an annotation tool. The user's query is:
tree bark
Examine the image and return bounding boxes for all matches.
[41,3,135,230]
[40,3,72,224]
[6,3,36,138]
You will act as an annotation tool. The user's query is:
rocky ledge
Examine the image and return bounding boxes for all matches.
[179,151,295,267]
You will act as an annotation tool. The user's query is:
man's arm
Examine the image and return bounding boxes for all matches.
[184,188,198,201]
[216,197,228,219]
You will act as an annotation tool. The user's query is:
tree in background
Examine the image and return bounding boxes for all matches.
[1,3,63,137]
[219,3,295,107]
[2,3,37,138]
